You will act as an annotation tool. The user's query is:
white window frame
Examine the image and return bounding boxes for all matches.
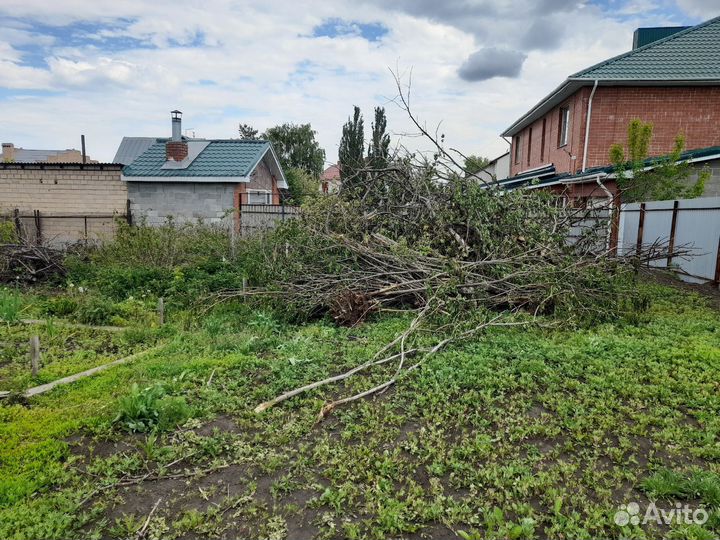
[558,106,570,147]
[247,189,272,204]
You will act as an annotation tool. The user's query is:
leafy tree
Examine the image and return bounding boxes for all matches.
[284,167,319,205]
[263,123,325,178]
[339,106,366,195]
[464,155,489,175]
[238,123,260,140]
[368,107,390,171]
[610,119,706,202]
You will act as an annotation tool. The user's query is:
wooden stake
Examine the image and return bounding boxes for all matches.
[29,335,41,376]
[157,297,165,325]
[242,277,248,293]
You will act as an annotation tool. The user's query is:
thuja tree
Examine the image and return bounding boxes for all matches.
[610,119,707,203]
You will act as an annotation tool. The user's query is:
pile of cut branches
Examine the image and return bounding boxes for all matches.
[0,242,66,283]
[227,74,687,418]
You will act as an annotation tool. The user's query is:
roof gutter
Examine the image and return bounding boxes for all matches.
[581,80,599,173]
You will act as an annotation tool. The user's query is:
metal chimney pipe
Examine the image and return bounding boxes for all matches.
[171,110,182,141]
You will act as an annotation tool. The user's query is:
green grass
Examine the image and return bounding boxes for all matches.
[0,281,718,539]
[0,288,23,322]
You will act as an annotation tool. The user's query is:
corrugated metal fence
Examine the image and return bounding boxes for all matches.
[617,196,720,283]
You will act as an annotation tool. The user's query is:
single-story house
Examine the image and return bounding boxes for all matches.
[121,111,288,227]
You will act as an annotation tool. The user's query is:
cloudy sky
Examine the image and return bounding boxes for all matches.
[0,0,716,163]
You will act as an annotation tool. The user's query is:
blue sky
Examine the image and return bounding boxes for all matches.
[0,0,715,162]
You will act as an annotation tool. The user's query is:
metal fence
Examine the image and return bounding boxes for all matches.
[617,196,720,283]
[238,204,300,236]
[1,208,130,246]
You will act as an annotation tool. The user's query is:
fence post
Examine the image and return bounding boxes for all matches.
[29,335,41,376]
[34,210,42,245]
[635,202,646,258]
[667,200,679,267]
[13,208,21,239]
[281,199,286,221]
[126,199,132,226]
[157,297,165,326]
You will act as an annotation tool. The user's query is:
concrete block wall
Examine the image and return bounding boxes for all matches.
[0,164,126,243]
[127,182,236,226]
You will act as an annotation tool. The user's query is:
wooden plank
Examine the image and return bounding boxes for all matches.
[20,319,125,332]
[0,347,160,399]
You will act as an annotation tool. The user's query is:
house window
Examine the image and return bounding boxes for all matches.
[540,118,547,161]
[527,127,533,166]
[558,106,570,147]
[247,190,271,204]
[513,135,521,164]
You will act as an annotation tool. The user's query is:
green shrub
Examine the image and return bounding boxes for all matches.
[0,221,17,243]
[71,297,119,326]
[0,288,22,322]
[113,383,191,433]
[42,297,78,318]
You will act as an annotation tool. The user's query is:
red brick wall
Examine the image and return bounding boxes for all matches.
[509,85,720,177]
[584,86,720,168]
[510,87,590,177]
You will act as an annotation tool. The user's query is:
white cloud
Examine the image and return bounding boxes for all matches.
[0,0,707,163]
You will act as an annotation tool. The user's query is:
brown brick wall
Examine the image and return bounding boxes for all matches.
[510,85,720,177]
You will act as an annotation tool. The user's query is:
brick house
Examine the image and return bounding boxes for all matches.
[499,16,720,201]
[320,162,341,193]
[121,111,288,228]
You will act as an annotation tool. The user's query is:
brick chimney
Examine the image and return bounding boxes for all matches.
[2,143,15,162]
[166,110,188,161]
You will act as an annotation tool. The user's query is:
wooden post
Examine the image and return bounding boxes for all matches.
[29,335,41,376]
[126,199,132,226]
[609,192,621,256]
[635,203,646,258]
[157,297,165,325]
[13,208,21,239]
[242,277,248,293]
[667,200,679,267]
[34,209,42,245]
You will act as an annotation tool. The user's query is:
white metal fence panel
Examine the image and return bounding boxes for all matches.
[618,196,720,282]
[673,198,720,282]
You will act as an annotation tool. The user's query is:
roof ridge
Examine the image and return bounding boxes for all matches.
[569,15,720,79]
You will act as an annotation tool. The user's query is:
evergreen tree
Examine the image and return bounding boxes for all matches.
[238,123,259,140]
[339,106,366,196]
[368,107,390,171]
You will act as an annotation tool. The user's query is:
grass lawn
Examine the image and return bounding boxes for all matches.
[1,279,719,539]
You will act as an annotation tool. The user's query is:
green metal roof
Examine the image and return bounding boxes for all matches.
[497,145,720,189]
[122,139,271,177]
[571,16,720,80]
